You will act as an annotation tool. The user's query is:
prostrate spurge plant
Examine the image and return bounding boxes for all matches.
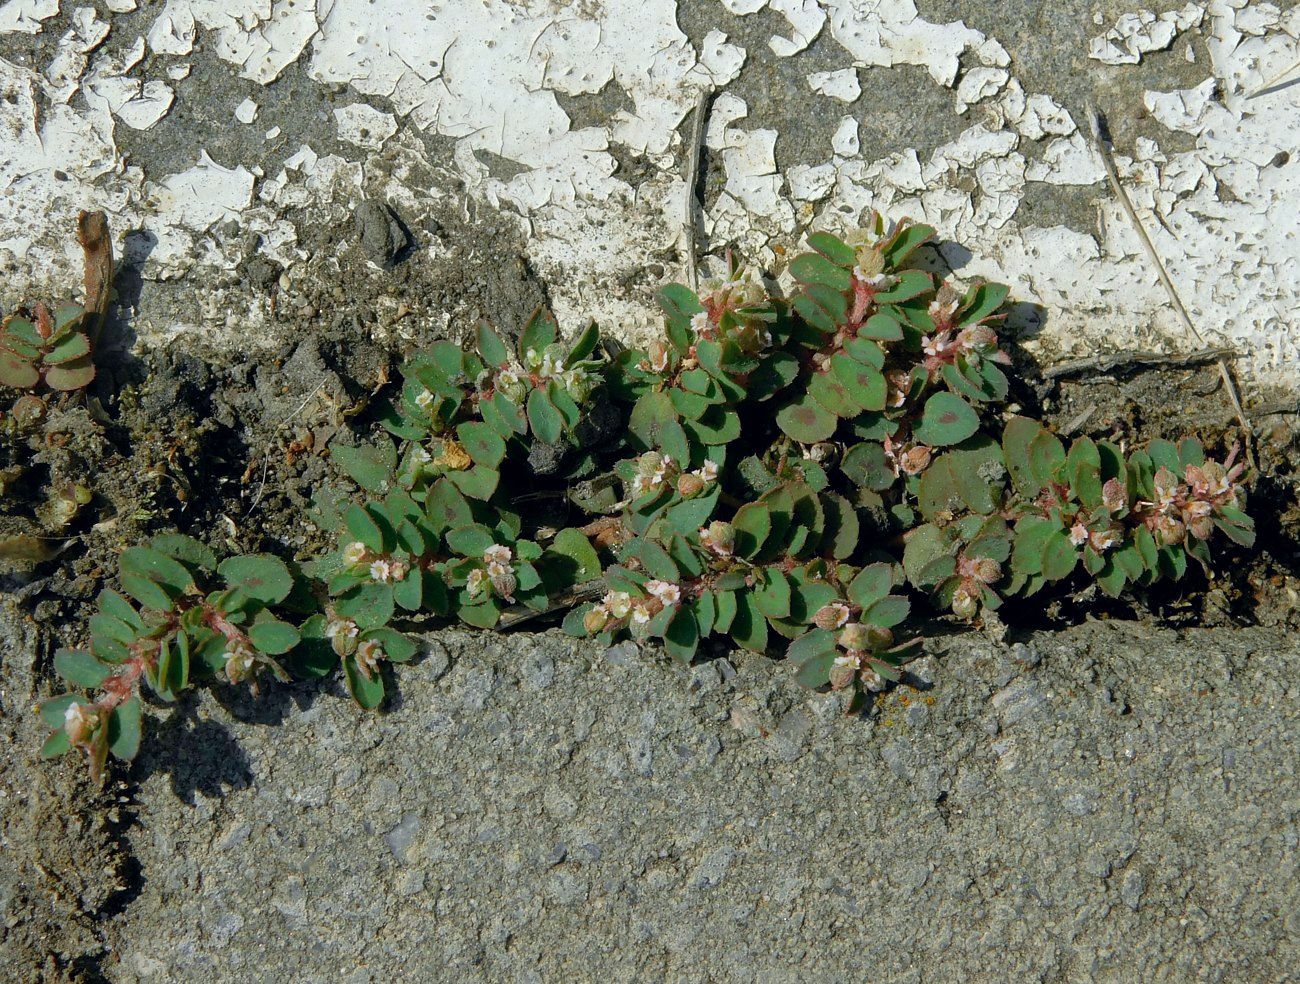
[32,214,1254,776]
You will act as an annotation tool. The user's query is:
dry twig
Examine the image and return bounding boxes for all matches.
[76,210,113,347]
[683,87,713,293]
[1043,346,1238,380]
[1084,101,1255,467]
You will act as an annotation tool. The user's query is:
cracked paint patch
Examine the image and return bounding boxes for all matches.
[1088,3,1203,65]
[0,0,1295,389]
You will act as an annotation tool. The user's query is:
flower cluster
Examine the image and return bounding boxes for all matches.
[1140,449,1244,546]
[584,580,684,634]
[467,544,517,602]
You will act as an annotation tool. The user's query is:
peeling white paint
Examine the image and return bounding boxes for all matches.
[0,0,1296,387]
[0,0,59,35]
[1088,3,1203,65]
[334,102,398,151]
[767,0,825,57]
[808,68,860,103]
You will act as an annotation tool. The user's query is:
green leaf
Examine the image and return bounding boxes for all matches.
[518,306,558,362]
[150,534,217,572]
[344,504,387,552]
[795,651,836,689]
[913,392,979,447]
[1029,430,1066,487]
[862,595,909,628]
[903,524,955,588]
[332,442,396,493]
[628,390,677,451]
[754,569,792,619]
[874,269,932,304]
[1002,416,1045,495]
[55,649,111,688]
[98,589,144,630]
[566,321,601,362]
[120,547,196,594]
[343,654,386,709]
[789,252,852,290]
[456,421,506,467]
[426,478,473,531]
[476,323,510,366]
[527,386,564,443]
[107,697,143,761]
[957,281,1008,325]
[714,590,738,633]
[730,593,768,652]
[848,563,893,609]
[547,528,602,583]
[446,524,497,557]
[820,493,859,559]
[806,232,855,266]
[859,313,903,341]
[38,694,82,729]
[777,394,838,443]
[663,607,699,664]
[841,442,895,492]
[393,568,424,610]
[120,572,175,612]
[1040,531,1078,581]
[1012,517,1056,576]
[733,502,771,559]
[1067,437,1103,508]
[882,222,935,266]
[448,465,499,501]
[45,357,96,391]
[40,730,71,759]
[0,348,39,388]
[250,619,301,655]
[458,600,501,629]
[362,627,418,663]
[218,554,294,604]
[44,329,90,365]
[336,582,395,629]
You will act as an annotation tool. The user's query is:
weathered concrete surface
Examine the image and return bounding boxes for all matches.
[1,1,1297,384]
[5,604,1297,981]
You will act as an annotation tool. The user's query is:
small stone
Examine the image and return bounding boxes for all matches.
[384,813,421,863]
[1120,869,1146,911]
[352,200,408,267]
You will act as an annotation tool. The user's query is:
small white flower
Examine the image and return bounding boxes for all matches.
[689,311,711,336]
[601,590,633,619]
[63,702,99,744]
[1089,529,1119,552]
[410,446,432,466]
[483,545,513,569]
[1069,523,1089,547]
[342,541,368,566]
[833,653,859,669]
[355,639,384,680]
[224,640,257,683]
[645,580,681,606]
[696,460,719,484]
[466,567,488,597]
[854,269,894,289]
[369,558,396,582]
[415,389,435,409]
[325,617,359,641]
[630,602,653,625]
[498,368,521,388]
